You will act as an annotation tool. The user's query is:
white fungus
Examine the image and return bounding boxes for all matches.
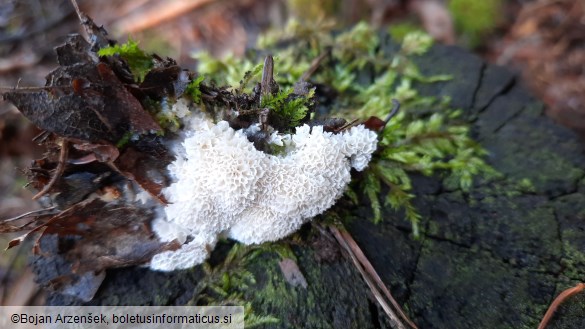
[169,97,192,119]
[149,116,378,271]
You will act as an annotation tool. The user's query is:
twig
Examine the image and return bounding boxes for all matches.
[334,119,360,133]
[31,131,51,145]
[32,139,69,200]
[258,55,274,131]
[338,228,418,329]
[69,0,84,24]
[0,207,57,223]
[300,49,331,82]
[14,196,98,253]
[260,55,274,101]
[69,0,110,49]
[329,225,415,329]
[330,226,406,329]
[0,86,50,92]
[538,283,585,329]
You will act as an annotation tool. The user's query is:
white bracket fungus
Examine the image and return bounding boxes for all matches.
[149,117,378,271]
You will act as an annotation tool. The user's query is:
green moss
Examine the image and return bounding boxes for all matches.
[138,97,174,134]
[333,22,380,69]
[185,75,205,103]
[115,131,133,148]
[241,244,373,329]
[237,63,264,94]
[194,52,259,89]
[188,242,295,327]
[448,0,502,48]
[249,253,300,310]
[400,31,434,56]
[411,240,551,328]
[517,178,536,193]
[388,22,424,42]
[261,88,313,128]
[561,243,585,279]
[98,38,153,82]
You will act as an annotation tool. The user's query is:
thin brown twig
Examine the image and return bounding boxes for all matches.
[0,86,50,92]
[334,118,360,133]
[69,0,83,24]
[13,196,99,254]
[0,207,57,223]
[329,225,411,329]
[69,0,110,49]
[338,228,418,329]
[300,49,331,82]
[538,282,585,329]
[32,139,69,200]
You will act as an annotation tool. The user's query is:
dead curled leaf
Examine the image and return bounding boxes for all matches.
[18,193,179,302]
[3,32,161,144]
[0,13,183,301]
[40,198,179,272]
[363,116,387,132]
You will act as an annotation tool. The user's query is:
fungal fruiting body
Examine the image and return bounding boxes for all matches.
[149,116,378,271]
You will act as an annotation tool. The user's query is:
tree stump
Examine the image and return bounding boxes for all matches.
[39,36,585,329]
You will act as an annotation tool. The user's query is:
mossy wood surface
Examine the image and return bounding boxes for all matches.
[40,38,585,328]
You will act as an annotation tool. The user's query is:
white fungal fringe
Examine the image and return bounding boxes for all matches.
[149,117,378,271]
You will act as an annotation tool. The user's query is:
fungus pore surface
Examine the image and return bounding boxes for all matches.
[149,116,378,271]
